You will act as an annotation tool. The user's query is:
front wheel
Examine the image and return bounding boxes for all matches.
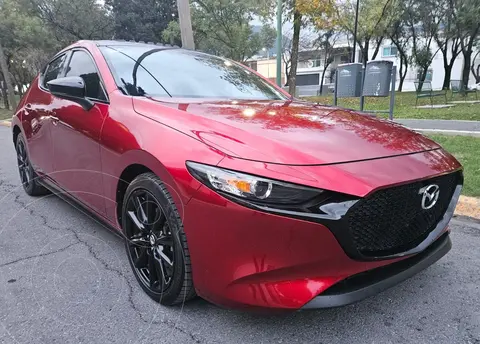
[122,172,196,305]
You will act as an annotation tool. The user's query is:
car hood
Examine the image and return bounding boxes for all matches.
[133,98,441,165]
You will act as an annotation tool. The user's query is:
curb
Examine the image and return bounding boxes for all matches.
[455,195,480,219]
[412,128,480,137]
[0,120,11,127]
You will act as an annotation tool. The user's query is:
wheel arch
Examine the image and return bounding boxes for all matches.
[111,150,198,228]
[115,163,153,225]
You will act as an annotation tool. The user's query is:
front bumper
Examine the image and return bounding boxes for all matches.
[183,154,461,310]
[302,232,451,309]
[183,183,455,310]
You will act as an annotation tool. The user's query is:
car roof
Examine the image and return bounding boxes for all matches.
[93,40,179,49]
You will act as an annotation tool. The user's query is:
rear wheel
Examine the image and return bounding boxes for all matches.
[122,172,196,305]
[15,134,49,196]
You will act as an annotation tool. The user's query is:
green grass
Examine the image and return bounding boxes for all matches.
[428,134,480,197]
[0,107,12,121]
[0,95,21,120]
[305,91,480,121]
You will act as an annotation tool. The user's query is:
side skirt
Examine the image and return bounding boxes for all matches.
[38,176,124,240]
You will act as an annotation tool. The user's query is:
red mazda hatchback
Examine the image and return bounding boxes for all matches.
[12,40,462,310]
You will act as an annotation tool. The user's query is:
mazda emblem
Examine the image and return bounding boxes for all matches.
[419,184,440,210]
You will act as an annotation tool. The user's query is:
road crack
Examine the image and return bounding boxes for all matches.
[7,189,204,343]
[0,241,80,268]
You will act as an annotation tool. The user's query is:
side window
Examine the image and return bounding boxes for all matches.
[65,50,107,101]
[43,55,66,88]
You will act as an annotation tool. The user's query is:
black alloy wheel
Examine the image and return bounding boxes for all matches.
[17,138,32,188]
[15,134,49,196]
[122,172,195,305]
[125,189,175,292]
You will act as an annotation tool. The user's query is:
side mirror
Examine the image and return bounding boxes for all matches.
[47,76,94,111]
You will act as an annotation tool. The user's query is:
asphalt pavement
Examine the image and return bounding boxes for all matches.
[0,125,479,344]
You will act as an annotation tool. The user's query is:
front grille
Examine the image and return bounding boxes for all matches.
[346,172,460,257]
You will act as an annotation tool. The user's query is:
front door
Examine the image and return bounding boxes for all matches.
[25,53,68,177]
[50,49,109,216]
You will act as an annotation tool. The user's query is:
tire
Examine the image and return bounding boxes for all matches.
[15,134,49,196]
[122,172,196,305]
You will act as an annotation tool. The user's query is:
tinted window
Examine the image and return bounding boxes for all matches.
[100,46,286,100]
[65,50,107,101]
[43,55,66,87]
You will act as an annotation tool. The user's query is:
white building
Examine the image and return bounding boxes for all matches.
[295,35,480,93]
[248,33,479,95]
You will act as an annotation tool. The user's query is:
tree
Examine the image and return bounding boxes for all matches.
[450,0,480,87]
[336,0,399,65]
[405,0,445,90]
[194,0,275,61]
[0,0,59,108]
[106,0,177,43]
[281,0,336,95]
[288,5,303,95]
[471,46,480,83]
[25,0,113,44]
[163,0,276,61]
[434,0,462,89]
[388,17,411,91]
[162,21,183,46]
[281,29,314,85]
[314,30,342,94]
[0,41,17,110]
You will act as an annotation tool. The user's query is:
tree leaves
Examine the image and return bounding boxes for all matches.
[163,0,276,61]
[106,0,178,43]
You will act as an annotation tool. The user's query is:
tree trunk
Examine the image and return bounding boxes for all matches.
[461,50,472,88]
[17,84,23,97]
[398,75,404,92]
[417,66,429,91]
[471,51,480,83]
[0,41,17,110]
[287,9,302,96]
[472,64,480,83]
[442,63,453,90]
[398,55,405,92]
[319,62,332,95]
[0,78,9,109]
[397,51,409,92]
[284,63,290,86]
[371,37,383,61]
[361,39,369,66]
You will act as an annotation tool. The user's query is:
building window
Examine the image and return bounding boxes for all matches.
[416,69,433,82]
[296,73,320,86]
[382,46,398,57]
[299,59,321,68]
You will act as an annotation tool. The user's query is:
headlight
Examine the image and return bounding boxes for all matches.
[186,161,322,204]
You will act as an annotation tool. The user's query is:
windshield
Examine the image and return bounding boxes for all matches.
[100,46,286,100]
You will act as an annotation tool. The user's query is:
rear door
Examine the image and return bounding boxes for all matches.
[50,49,109,215]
